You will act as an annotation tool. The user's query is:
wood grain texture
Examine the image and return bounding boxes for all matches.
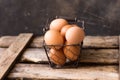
[0,33,33,80]
[0,48,118,64]
[0,36,118,48]
[0,36,16,48]
[8,64,118,80]
[83,36,118,48]
[20,48,119,64]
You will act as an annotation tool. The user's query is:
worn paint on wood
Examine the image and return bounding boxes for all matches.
[0,33,33,80]
[0,48,118,64]
[83,36,118,48]
[0,35,119,79]
[0,36,119,48]
[21,48,118,64]
[8,64,118,80]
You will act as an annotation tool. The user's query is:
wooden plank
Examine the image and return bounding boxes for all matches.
[0,33,33,80]
[0,36,16,48]
[8,64,118,80]
[83,36,118,48]
[0,48,118,64]
[20,48,119,64]
[0,36,118,48]
[80,49,118,64]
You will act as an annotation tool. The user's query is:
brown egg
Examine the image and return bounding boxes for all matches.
[65,26,85,44]
[60,24,72,37]
[44,30,64,49]
[63,42,80,61]
[50,18,68,31]
[49,48,66,65]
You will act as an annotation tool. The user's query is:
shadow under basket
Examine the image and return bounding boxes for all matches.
[43,16,84,69]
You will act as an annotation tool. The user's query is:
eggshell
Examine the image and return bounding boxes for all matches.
[50,18,68,31]
[63,42,80,61]
[65,26,85,44]
[60,25,72,37]
[44,30,64,49]
[49,48,66,65]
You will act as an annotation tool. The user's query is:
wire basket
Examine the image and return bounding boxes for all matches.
[43,16,84,68]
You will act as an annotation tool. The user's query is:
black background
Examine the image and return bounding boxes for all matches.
[0,0,120,36]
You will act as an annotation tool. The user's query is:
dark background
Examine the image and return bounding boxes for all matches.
[0,0,120,36]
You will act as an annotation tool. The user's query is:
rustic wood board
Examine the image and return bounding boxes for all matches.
[0,36,118,48]
[0,48,118,64]
[0,36,16,48]
[0,33,33,80]
[8,64,118,80]
[21,48,118,64]
[83,36,118,48]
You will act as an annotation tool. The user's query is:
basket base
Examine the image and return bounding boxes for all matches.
[49,59,80,69]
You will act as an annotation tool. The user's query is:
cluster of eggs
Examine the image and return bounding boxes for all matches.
[44,18,85,65]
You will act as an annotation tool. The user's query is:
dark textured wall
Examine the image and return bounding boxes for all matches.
[0,0,120,36]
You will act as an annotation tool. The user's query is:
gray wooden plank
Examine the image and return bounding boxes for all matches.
[0,33,33,80]
[8,64,118,80]
[21,48,118,64]
[0,36,118,48]
[0,48,118,64]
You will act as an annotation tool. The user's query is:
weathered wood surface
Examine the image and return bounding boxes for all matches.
[0,33,33,80]
[0,35,119,79]
[7,64,118,80]
[0,36,118,48]
[0,48,118,64]
[83,36,118,48]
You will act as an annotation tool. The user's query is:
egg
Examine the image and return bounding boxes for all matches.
[50,18,68,31]
[44,30,64,49]
[60,24,72,37]
[65,26,85,44]
[49,48,66,65]
[63,42,80,61]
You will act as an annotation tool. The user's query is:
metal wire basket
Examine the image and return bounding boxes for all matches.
[43,16,84,68]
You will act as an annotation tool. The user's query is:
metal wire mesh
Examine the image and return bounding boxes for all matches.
[43,16,84,68]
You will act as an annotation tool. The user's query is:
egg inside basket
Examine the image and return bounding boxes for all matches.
[43,16,85,68]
